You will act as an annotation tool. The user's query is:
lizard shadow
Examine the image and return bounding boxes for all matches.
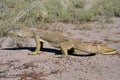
[2,47,61,54]
[67,48,96,57]
[69,53,96,57]
[2,47,96,57]
[2,47,35,51]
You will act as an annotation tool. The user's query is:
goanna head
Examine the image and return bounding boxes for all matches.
[8,29,32,38]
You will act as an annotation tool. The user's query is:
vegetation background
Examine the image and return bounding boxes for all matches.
[0,0,120,37]
[0,1,120,80]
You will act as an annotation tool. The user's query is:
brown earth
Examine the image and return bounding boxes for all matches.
[0,17,120,80]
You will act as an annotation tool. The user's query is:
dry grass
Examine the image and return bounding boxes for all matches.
[0,0,120,37]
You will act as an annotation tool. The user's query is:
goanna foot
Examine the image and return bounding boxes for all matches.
[28,51,40,55]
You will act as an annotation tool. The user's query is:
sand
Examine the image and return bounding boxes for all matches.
[0,18,120,80]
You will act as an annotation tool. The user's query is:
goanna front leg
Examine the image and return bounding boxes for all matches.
[29,33,41,55]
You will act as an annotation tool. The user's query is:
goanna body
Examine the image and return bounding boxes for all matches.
[8,28,117,56]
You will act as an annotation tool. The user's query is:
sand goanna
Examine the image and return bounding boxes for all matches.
[8,28,117,56]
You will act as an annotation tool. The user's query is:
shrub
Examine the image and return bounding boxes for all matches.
[0,0,120,37]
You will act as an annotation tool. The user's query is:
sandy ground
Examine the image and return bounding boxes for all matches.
[0,18,120,80]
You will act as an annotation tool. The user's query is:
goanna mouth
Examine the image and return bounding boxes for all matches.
[8,31,15,36]
[8,30,22,37]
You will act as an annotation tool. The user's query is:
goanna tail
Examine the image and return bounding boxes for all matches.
[97,45,117,54]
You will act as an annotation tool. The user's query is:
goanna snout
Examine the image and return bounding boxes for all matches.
[8,30,23,37]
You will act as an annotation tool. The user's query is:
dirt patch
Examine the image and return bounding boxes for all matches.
[0,18,120,80]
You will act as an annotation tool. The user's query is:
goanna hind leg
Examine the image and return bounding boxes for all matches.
[59,41,74,57]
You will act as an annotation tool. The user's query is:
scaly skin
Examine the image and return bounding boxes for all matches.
[72,40,117,55]
[8,28,117,56]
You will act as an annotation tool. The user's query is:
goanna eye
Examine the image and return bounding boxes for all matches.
[15,30,20,32]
